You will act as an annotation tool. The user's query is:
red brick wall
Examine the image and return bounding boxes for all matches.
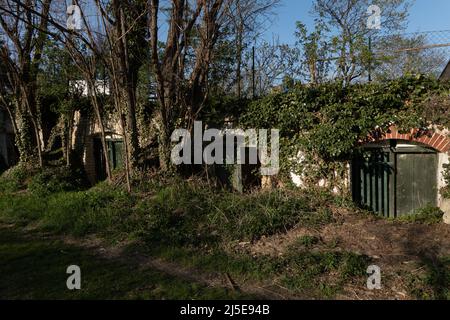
[366,126,450,153]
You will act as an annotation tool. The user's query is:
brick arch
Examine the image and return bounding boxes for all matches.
[366,126,450,153]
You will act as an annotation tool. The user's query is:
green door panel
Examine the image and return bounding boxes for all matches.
[396,153,437,216]
[352,150,393,217]
[352,144,438,218]
[94,138,124,181]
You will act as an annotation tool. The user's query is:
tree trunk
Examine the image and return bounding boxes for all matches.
[89,82,112,181]
[15,108,35,164]
[236,18,244,98]
[156,109,175,174]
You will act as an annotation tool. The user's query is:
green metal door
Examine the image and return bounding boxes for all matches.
[107,140,124,171]
[94,138,124,181]
[352,143,438,218]
[352,149,394,217]
[396,153,437,216]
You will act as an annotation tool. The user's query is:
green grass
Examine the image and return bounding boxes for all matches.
[278,246,370,299]
[0,173,370,299]
[0,225,251,300]
[0,176,370,299]
[0,179,335,243]
[128,239,371,299]
[405,256,450,300]
[295,235,320,248]
[396,205,444,225]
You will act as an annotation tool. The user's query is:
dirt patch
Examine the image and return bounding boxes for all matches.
[237,209,450,300]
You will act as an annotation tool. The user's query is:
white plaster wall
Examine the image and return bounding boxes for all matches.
[289,150,351,194]
[437,152,450,207]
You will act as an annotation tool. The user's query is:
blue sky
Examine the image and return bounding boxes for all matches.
[264,0,450,43]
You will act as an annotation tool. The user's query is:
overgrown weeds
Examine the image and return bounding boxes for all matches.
[0,170,370,299]
[396,205,444,225]
[0,177,336,243]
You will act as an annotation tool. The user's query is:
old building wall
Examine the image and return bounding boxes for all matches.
[71,110,124,184]
[0,109,17,170]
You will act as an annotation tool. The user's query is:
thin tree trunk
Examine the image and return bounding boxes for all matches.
[120,113,132,192]
[89,82,112,181]
[156,109,174,174]
[24,91,43,168]
[236,19,244,98]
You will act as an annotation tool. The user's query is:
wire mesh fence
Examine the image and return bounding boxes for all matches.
[243,29,450,95]
[370,29,450,79]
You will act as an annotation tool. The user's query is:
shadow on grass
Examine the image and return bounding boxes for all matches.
[415,253,450,300]
[0,225,250,300]
[400,225,450,300]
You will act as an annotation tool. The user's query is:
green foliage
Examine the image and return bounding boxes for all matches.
[397,205,444,225]
[440,163,450,199]
[240,75,450,188]
[0,163,35,193]
[28,167,89,196]
[0,178,336,243]
[281,250,370,298]
[138,181,335,245]
[0,193,47,224]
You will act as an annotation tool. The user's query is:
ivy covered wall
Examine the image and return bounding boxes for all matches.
[239,76,450,194]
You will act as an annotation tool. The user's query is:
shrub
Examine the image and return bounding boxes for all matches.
[398,205,444,225]
[28,166,88,196]
[41,183,134,236]
[0,163,33,193]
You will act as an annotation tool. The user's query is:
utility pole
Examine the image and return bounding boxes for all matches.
[252,46,256,98]
[368,36,372,82]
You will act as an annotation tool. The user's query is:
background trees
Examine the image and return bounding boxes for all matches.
[0,0,448,188]
[0,0,52,166]
[310,0,412,84]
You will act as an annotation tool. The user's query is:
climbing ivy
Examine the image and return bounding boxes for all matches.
[240,75,450,190]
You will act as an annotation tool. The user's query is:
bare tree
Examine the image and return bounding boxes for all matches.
[0,0,52,166]
[148,0,233,172]
[14,0,116,179]
[372,34,447,79]
[225,0,280,97]
[250,39,300,95]
[311,0,411,84]
[92,0,147,191]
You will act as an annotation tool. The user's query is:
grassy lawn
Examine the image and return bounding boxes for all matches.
[0,225,249,300]
[1,175,449,300]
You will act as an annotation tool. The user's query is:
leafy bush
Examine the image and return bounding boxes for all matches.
[398,205,444,224]
[0,163,33,193]
[28,166,88,196]
[240,75,450,188]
